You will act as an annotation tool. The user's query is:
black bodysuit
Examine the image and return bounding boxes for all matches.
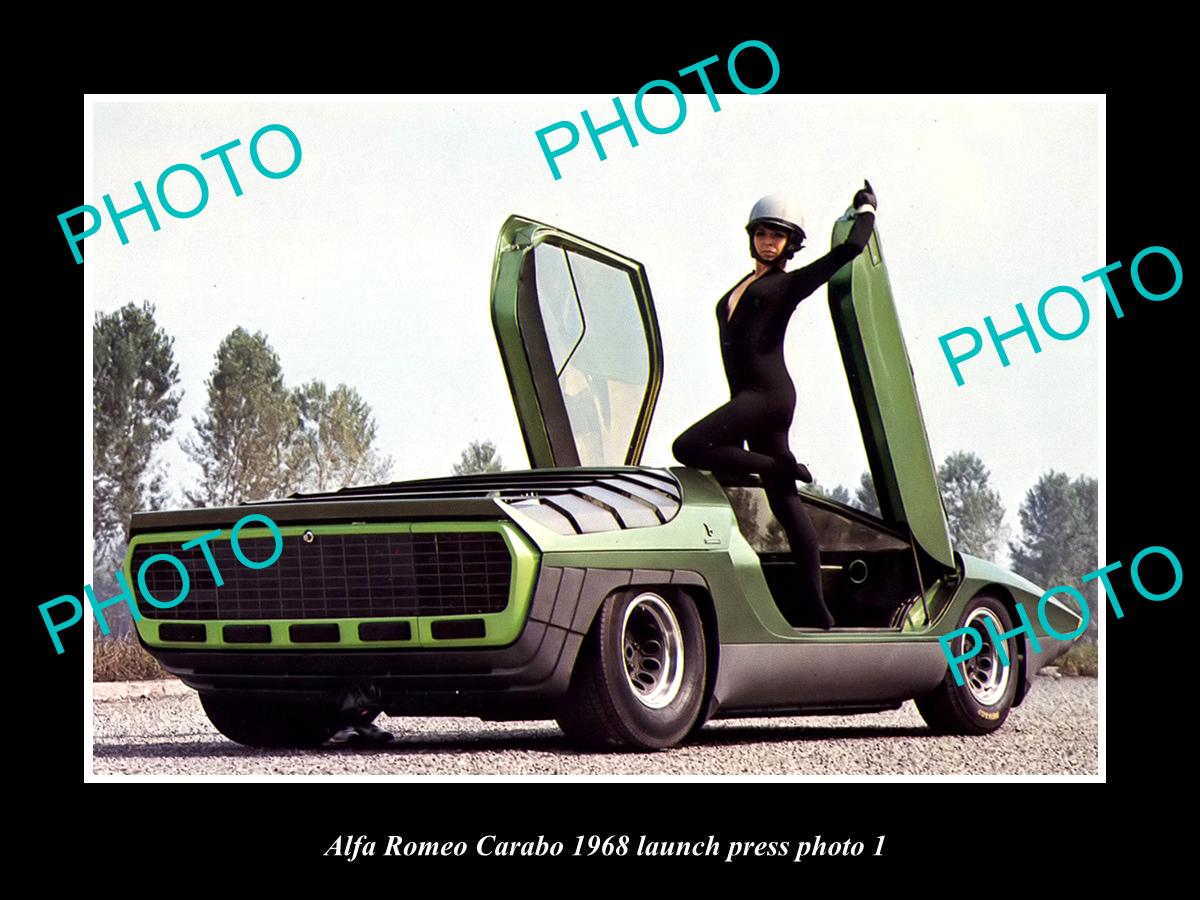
[672,212,875,629]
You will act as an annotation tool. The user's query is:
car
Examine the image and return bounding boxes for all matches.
[125,212,1082,751]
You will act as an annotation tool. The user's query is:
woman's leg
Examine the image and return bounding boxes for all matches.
[672,392,792,478]
[752,432,835,630]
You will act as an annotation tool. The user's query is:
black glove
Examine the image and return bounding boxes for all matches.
[853,179,877,210]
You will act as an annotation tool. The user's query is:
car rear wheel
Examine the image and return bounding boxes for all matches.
[556,590,706,751]
[199,692,345,748]
[915,593,1020,735]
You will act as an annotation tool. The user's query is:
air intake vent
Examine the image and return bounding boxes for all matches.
[132,531,512,622]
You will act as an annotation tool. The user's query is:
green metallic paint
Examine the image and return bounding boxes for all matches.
[959,553,1044,600]
[492,218,550,466]
[901,580,951,632]
[515,468,960,648]
[511,465,1071,658]
[955,552,1082,639]
[126,521,539,651]
[497,468,719,555]
[490,215,663,469]
[908,575,966,632]
[827,218,956,570]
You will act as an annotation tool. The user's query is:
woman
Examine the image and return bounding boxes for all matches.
[672,182,878,629]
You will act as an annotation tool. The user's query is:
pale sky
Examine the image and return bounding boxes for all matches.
[89,96,1101,556]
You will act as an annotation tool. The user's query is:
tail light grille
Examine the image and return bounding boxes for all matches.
[130,531,512,621]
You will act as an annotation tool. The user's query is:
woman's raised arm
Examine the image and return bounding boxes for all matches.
[781,180,878,309]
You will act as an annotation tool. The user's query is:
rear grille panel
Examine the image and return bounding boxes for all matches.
[131,532,512,621]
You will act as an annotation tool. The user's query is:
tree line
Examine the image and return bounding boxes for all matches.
[94,304,508,597]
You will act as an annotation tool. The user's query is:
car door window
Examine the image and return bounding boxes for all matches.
[532,242,651,466]
[726,486,908,554]
[725,484,921,629]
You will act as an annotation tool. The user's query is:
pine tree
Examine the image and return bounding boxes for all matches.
[937,451,1007,562]
[856,471,881,517]
[291,380,393,491]
[183,328,300,506]
[93,301,181,569]
[453,440,505,475]
[802,481,852,506]
[1010,472,1099,639]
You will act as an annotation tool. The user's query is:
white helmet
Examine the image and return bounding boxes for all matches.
[746,194,806,261]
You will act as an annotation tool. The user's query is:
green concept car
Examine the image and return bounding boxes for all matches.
[126,214,1082,751]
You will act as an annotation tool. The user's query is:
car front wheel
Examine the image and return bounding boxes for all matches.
[557,590,707,751]
[915,594,1020,735]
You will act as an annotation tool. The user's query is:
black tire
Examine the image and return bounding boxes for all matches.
[915,593,1020,735]
[556,589,707,751]
[199,692,344,748]
[687,703,713,741]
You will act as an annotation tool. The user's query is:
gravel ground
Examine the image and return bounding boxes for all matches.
[92,673,1097,776]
